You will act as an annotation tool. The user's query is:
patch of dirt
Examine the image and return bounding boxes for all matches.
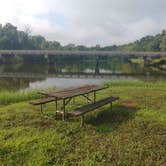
[38,119,54,130]
[119,100,139,109]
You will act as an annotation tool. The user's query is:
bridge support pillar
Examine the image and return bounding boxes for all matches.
[47,55,56,65]
[95,58,100,75]
[143,56,152,67]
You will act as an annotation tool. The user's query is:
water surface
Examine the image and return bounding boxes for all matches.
[0,56,165,91]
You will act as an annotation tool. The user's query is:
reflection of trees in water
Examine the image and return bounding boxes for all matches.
[55,60,96,73]
[99,57,143,74]
[0,77,44,91]
[18,64,49,74]
[0,55,164,75]
[0,63,49,74]
[0,60,97,74]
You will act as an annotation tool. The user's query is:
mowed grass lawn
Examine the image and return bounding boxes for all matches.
[0,81,166,165]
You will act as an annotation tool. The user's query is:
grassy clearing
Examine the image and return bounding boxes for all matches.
[0,81,166,165]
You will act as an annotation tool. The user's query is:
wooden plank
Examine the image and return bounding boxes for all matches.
[46,85,108,99]
[48,85,97,96]
[39,86,82,96]
[68,96,119,116]
[39,85,96,96]
[29,97,55,105]
[60,85,107,99]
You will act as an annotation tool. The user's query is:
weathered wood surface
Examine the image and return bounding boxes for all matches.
[44,85,107,99]
[0,50,166,57]
[68,96,119,116]
[39,86,89,96]
[29,97,55,105]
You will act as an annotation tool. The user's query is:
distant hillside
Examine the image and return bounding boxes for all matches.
[116,31,166,52]
[0,23,166,51]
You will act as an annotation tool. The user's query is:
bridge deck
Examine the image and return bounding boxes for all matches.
[0,72,165,79]
[0,50,166,57]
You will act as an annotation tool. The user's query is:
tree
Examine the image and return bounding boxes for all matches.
[47,41,61,50]
[31,35,46,49]
[76,45,88,51]
[160,34,166,51]
[24,24,32,35]
[63,43,76,50]
[18,31,29,49]
[0,23,19,49]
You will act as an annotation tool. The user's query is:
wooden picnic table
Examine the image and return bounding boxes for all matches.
[39,84,108,120]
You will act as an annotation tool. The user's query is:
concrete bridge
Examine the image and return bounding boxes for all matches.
[0,50,166,67]
[0,72,162,79]
[0,50,166,57]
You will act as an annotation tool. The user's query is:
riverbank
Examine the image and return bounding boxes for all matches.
[0,81,165,165]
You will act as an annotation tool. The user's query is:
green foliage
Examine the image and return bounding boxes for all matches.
[0,90,40,105]
[0,23,61,50]
[160,30,166,51]
[119,33,165,51]
[0,23,166,51]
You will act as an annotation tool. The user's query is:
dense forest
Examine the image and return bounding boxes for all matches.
[0,23,166,51]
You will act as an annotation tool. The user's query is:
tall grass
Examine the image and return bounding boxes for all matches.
[104,80,166,88]
[0,90,41,105]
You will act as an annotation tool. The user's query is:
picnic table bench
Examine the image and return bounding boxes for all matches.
[68,96,119,126]
[29,97,56,113]
[30,84,119,126]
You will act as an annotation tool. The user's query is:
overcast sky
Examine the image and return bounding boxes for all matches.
[0,0,166,46]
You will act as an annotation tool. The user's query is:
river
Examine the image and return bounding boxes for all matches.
[0,55,165,91]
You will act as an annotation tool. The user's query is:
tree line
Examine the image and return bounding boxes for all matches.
[0,23,166,51]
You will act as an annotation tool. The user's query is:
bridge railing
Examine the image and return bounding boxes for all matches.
[0,50,166,57]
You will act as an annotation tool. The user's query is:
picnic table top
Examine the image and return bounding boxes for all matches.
[39,84,108,99]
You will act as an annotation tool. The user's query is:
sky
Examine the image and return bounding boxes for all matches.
[0,0,166,46]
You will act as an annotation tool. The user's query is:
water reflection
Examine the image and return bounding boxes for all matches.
[0,57,144,74]
[0,56,165,91]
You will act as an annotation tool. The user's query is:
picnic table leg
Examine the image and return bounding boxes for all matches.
[73,97,75,104]
[110,102,112,110]
[94,91,96,103]
[55,100,58,116]
[81,115,85,127]
[62,99,65,121]
[40,104,43,114]
[85,94,89,103]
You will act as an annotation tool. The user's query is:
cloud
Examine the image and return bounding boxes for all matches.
[0,0,166,46]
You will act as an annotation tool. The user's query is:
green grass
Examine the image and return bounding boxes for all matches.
[0,90,42,106]
[0,81,166,165]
